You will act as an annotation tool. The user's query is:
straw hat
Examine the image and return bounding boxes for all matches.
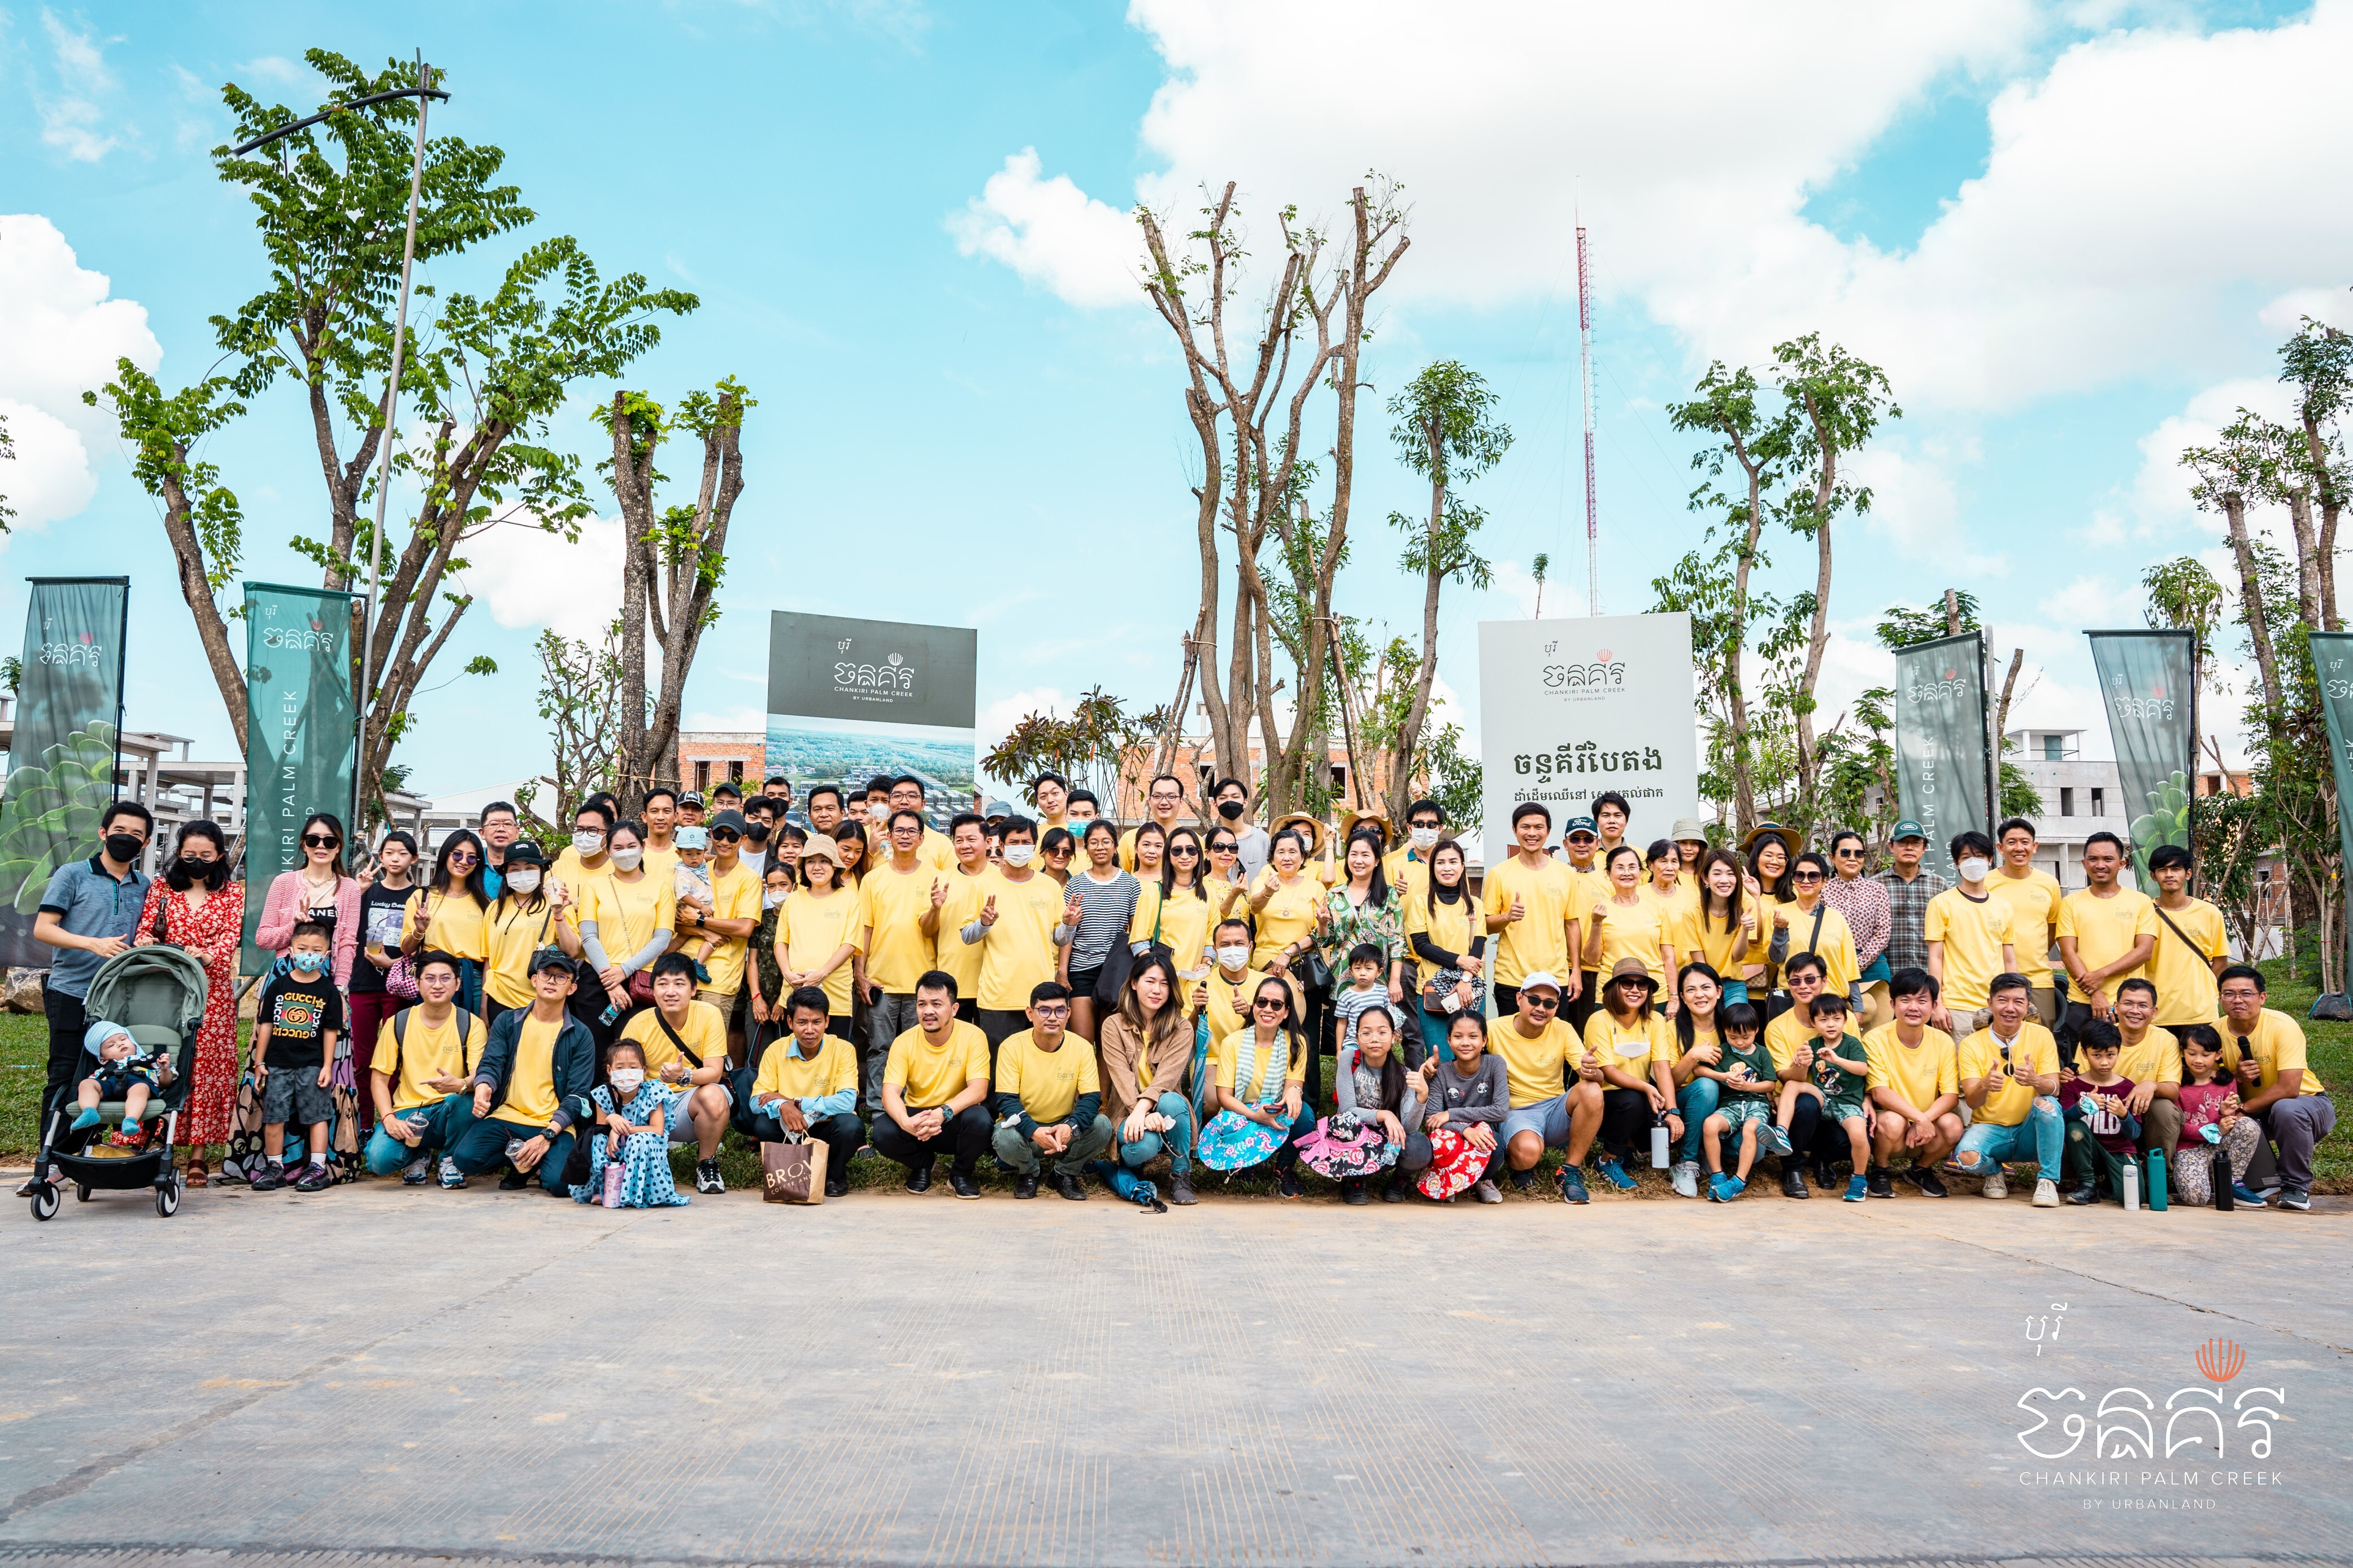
[1739,820,1800,857]
[1338,805,1394,848]
[1606,956,1660,991]
[1269,812,1328,858]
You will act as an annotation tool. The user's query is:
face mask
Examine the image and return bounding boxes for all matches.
[746,823,770,845]
[1217,800,1245,821]
[1003,844,1036,868]
[1956,857,1991,882]
[763,889,788,911]
[610,848,643,872]
[290,950,327,974]
[177,856,225,887]
[608,1068,645,1095]
[105,832,145,863]
[868,804,889,824]
[572,831,604,855]
[1216,944,1251,971]
[1410,826,1439,850]
[506,868,541,894]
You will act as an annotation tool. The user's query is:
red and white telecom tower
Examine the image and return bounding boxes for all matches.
[1575,204,1598,616]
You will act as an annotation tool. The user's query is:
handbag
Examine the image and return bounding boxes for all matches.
[762,1132,827,1204]
[1091,880,1171,1011]
[385,891,427,1003]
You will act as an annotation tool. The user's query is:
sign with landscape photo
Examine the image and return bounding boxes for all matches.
[766,612,978,814]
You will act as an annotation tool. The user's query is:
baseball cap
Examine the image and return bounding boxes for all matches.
[709,809,749,838]
[681,790,706,808]
[674,825,708,850]
[1891,819,1927,842]
[528,946,576,977]
[1562,816,1598,838]
[1517,970,1564,997]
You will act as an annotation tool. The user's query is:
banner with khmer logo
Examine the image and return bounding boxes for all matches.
[2086,629,2196,886]
[0,577,130,966]
[766,611,978,816]
[242,582,356,970]
[1891,630,1991,879]
[1476,613,1699,869]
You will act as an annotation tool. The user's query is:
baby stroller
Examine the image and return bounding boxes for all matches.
[25,946,208,1221]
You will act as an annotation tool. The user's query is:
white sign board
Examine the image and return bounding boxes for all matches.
[1476,612,1700,868]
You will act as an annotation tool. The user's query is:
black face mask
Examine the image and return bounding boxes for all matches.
[745,823,771,845]
[105,832,145,865]
[172,856,228,890]
[1217,800,1245,821]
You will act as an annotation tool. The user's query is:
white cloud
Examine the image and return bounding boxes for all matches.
[457,511,624,642]
[233,54,310,86]
[948,150,1138,310]
[0,402,96,531]
[36,10,120,162]
[2124,376,2297,537]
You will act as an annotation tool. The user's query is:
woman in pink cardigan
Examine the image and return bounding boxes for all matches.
[253,811,366,988]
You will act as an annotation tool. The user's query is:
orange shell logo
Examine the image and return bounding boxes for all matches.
[2197,1338,2245,1383]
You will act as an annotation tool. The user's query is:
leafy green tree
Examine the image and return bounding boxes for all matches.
[2184,412,2290,721]
[2280,317,2351,631]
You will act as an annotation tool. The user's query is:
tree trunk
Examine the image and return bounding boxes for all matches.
[2300,410,2341,631]
[2285,486,2322,630]
[1389,414,1447,825]
[1995,647,2023,745]
[1794,390,1837,823]
[1726,454,1765,833]
[2220,490,2285,718]
[611,392,658,803]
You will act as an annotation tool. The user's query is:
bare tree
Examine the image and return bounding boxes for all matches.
[533,624,623,829]
[2184,413,2286,718]
[2282,317,2351,631]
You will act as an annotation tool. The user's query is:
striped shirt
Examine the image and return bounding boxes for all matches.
[1064,869,1141,970]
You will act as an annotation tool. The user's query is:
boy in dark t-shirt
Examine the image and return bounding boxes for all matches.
[2060,1020,2139,1206]
[253,922,346,1192]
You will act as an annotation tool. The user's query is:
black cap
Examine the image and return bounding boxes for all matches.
[710,809,749,837]
[528,946,576,977]
[503,838,547,865]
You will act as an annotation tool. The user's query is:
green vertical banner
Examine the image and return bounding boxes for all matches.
[2087,630,2195,886]
[242,583,356,970]
[0,578,129,965]
[2307,631,2353,994]
[1891,631,1991,880]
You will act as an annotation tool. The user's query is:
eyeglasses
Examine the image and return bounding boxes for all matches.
[1034,1004,1072,1018]
[303,834,340,848]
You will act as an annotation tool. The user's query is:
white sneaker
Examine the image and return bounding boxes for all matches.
[1980,1169,2007,1200]
[1473,1179,1502,1204]
[2032,1178,2059,1208]
[1671,1160,1700,1199]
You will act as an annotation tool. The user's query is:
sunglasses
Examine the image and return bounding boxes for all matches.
[1251,996,1288,1011]
[1836,848,1863,857]
[712,830,741,842]
[447,850,479,864]
[1521,994,1559,1008]
[1171,845,1200,856]
[1793,870,1824,883]
[303,834,340,848]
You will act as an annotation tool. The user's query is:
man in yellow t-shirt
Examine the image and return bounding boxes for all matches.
[450,948,594,1195]
[989,982,1112,1197]
[1117,774,1190,872]
[929,816,991,1028]
[1987,818,2064,1025]
[623,954,735,1193]
[1382,798,1447,910]
[1488,973,1604,1203]
[1484,803,1584,1016]
[746,984,862,1198]
[1923,833,2017,1033]
[2110,977,2185,1158]
[873,973,993,1196]
[2057,832,2157,1045]
[1951,973,2063,1203]
[857,808,950,1113]
[2145,844,2229,1026]
[2216,964,2333,1208]
[886,776,956,873]
[1863,975,1962,1197]
[1756,951,1851,1200]
[1551,815,1610,1030]
[689,822,762,1060]
[363,952,485,1178]
[963,818,1071,1051]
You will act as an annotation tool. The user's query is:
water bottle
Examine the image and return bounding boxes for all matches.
[602,1158,624,1209]
[2212,1144,2234,1210]
[1649,1113,1670,1170]
[2145,1151,2167,1212]
[599,1000,623,1026]
[2122,1157,2141,1211]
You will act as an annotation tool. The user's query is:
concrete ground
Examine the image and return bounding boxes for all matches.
[0,1166,2347,1568]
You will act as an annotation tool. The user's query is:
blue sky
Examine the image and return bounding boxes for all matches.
[3,0,2346,800]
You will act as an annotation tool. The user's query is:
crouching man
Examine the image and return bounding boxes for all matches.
[746,985,863,1199]
[989,981,1111,1200]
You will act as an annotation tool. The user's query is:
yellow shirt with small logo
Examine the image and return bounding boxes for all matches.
[621,1000,728,1093]
[1863,1022,1959,1112]
[885,1020,992,1107]
[2058,887,2159,994]
[753,1031,858,1104]
[994,1028,1098,1123]
[2220,1008,2325,1096]
[1923,889,2016,1015]
[1581,1010,1674,1082]
[1956,1021,2059,1126]
[2146,896,2228,1023]
[1482,855,1578,987]
[1492,1014,1578,1108]
[373,1006,486,1111]
[2114,1024,2183,1089]
[502,1016,563,1125]
[1985,868,2063,987]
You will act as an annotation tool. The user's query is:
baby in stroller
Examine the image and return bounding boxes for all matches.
[73,1020,173,1135]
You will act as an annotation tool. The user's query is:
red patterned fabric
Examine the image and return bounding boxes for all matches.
[135,878,245,1149]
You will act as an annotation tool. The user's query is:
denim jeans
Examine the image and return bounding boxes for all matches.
[1117,1091,1197,1177]
[1955,1095,2062,1178]
[994,1113,1115,1176]
[1674,1075,1720,1164]
[362,1092,472,1175]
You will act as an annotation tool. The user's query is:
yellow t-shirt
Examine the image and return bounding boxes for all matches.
[406,886,490,962]
[777,888,858,1017]
[1985,868,2063,987]
[373,1006,485,1112]
[482,896,563,1009]
[994,1027,1098,1122]
[2220,1008,2325,1096]
[1643,879,1699,948]
[931,868,989,1002]
[1215,1027,1299,1100]
[885,1020,992,1107]
[1923,889,2017,1014]
[1774,898,1859,994]
[1402,889,1480,988]
[1383,848,1433,909]
[1589,891,1673,985]
[855,861,943,996]
[579,873,677,969]
[1581,1010,1674,1081]
[1764,1007,1815,1075]
[641,843,681,887]
[1199,966,1277,1045]
[1482,855,1578,987]
[2058,887,2158,996]
[2146,898,2229,1023]
[1133,882,1215,975]
[2115,1024,2183,1089]
[973,868,1067,1012]
[1202,875,1249,932]
[1677,899,1753,979]
[1863,1022,1960,1112]
[695,860,763,999]
[1493,1014,1579,1108]
[751,1032,856,1104]
[1248,870,1323,973]
[621,1000,728,1091]
[503,1015,563,1125]
[1956,1021,2059,1126]
[917,828,956,874]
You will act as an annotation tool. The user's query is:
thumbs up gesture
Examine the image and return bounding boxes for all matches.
[1506,894,1526,924]
[979,894,999,927]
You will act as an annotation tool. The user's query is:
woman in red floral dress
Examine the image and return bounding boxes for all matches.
[134,821,243,1186]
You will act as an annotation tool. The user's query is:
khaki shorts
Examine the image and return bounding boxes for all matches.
[2029,987,2059,1026]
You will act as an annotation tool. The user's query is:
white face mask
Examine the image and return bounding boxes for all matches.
[1410,826,1439,850]
[610,847,643,871]
[1003,844,1035,868]
[572,830,604,855]
[763,888,789,910]
[506,868,541,894]
[868,803,889,824]
[1216,944,1251,972]
[608,1068,645,1095]
[1956,857,1991,882]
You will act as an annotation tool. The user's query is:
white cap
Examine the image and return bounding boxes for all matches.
[1517,970,1564,996]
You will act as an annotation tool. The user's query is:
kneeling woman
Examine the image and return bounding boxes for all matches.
[569,1038,688,1208]
[1197,976,1315,1197]
[1579,957,1682,1190]
[1297,1004,1421,1204]
[1095,953,1201,1207]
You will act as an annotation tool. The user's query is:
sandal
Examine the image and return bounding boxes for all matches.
[184,1158,209,1188]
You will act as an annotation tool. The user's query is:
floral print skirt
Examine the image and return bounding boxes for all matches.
[1195,1099,1290,1171]
[1416,1127,1490,1200]
[1295,1111,1398,1179]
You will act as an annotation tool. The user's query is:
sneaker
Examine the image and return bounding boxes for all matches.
[2230,1182,2268,1208]
[1052,1173,1087,1201]
[905,1165,933,1194]
[2067,1181,2099,1205]
[694,1158,724,1196]
[1980,1169,2008,1201]
[1719,1174,1746,1201]
[1509,1166,1533,1193]
[399,1155,431,1186]
[1014,1173,1040,1200]
[1277,1170,1301,1200]
[1596,1156,1636,1192]
[251,1164,285,1192]
[1843,1174,1868,1202]
[1341,1178,1369,1206]
[1901,1166,1948,1198]
[1865,1166,1894,1199]
[1670,1160,1700,1199]
[2032,1178,2059,1208]
[294,1161,332,1193]
[1706,1173,1732,1203]
[2276,1187,2311,1212]
[1558,1165,1589,1205]
[1167,1175,1198,1207]
[1764,1123,1794,1156]
[949,1171,982,1200]
[438,1156,466,1190]
[1380,1178,1407,1204]
[1473,1179,1503,1204]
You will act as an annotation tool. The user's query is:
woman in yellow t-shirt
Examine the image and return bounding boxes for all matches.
[1402,839,1484,1067]
[480,841,572,1025]
[1639,839,1699,953]
[1134,827,1215,980]
[1582,845,1680,1010]
[1247,829,1323,978]
[572,820,678,1029]
[776,833,859,1032]
[402,829,492,1013]
[1682,848,1760,1003]
[1745,834,1795,990]
[1580,959,1680,1183]
[1202,827,1250,930]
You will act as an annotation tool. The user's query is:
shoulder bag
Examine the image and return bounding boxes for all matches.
[385,891,427,1004]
